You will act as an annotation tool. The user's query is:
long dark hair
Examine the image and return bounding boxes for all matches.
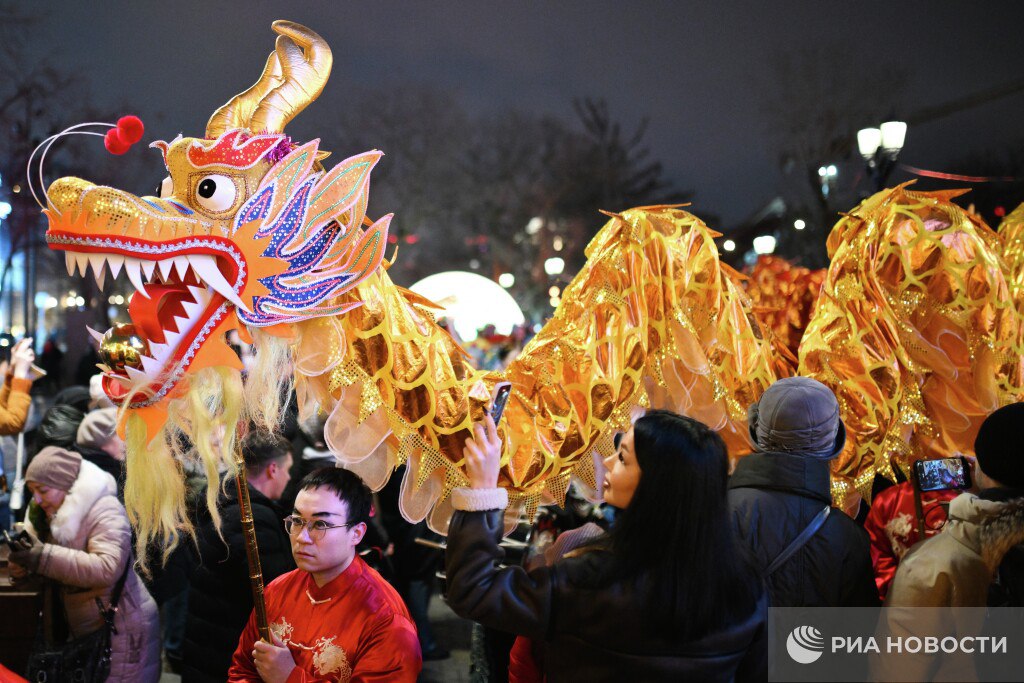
[602,409,760,637]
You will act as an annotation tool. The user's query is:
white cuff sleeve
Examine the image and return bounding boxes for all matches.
[451,487,509,511]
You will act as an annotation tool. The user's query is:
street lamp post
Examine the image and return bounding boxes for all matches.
[817,164,838,199]
[857,121,908,192]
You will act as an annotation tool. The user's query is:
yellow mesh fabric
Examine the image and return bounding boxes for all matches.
[294,206,780,532]
[799,185,1024,509]
[998,203,1024,316]
[746,255,826,367]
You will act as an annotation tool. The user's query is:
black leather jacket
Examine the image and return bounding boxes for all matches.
[445,508,768,682]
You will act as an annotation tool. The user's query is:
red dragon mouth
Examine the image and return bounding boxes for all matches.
[51,233,249,407]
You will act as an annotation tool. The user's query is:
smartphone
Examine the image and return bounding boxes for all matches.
[490,382,512,425]
[913,457,972,492]
[2,529,32,552]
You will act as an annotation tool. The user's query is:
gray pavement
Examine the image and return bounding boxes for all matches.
[420,596,473,682]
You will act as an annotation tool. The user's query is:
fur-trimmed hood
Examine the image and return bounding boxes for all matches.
[946,493,1024,570]
[26,458,117,546]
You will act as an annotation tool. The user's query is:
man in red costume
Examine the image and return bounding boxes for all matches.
[229,467,422,682]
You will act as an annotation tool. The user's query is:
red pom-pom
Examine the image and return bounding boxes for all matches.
[104,129,131,155]
[116,115,144,145]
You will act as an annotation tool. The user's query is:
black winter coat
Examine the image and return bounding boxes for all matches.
[75,446,124,500]
[181,482,295,683]
[446,509,768,682]
[728,451,880,607]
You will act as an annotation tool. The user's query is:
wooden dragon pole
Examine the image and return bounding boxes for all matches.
[233,443,271,642]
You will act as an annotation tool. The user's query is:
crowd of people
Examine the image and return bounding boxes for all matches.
[0,342,444,682]
[1,341,1022,681]
[445,378,1023,681]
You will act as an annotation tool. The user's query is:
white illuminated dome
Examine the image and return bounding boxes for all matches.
[410,271,526,342]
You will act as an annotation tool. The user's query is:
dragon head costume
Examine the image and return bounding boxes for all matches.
[41,21,780,561]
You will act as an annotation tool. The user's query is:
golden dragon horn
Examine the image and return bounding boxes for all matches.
[248,20,333,134]
[206,51,284,138]
[205,21,332,138]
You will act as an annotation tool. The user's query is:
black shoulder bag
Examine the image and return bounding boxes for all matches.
[26,558,132,683]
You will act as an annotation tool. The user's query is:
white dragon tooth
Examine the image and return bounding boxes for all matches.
[96,363,112,374]
[187,285,213,306]
[86,326,106,343]
[185,285,208,305]
[139,355,163,377]
[141,259,157,280]
[190,255,250,312]
[88,255,108,290]
[147,341,170,363]
[181,299,203,320]
[162,327,183,348]
[75,253,90,276]
[172,315,192,334]
[158,259,175,281]
[124,365,151,387]
[173,256,191,280]
[107,254,124,279]
[88,254,106,277]
[124,258,150,298]
[65,253,75,276]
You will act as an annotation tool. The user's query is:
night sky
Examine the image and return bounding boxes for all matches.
[25,1,1024,227]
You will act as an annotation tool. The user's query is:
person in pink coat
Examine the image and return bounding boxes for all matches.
[9,446,162,682]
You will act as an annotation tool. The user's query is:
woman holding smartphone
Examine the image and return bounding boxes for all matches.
[0,338,38,435]
[445,409,766,682]
[8,446,162,682]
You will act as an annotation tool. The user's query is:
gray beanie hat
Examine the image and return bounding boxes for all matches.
[748,376,846,459]
[76,407,118,450]
[26,446,82,492]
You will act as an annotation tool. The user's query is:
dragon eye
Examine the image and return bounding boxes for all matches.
[157,176,173,198]
[194,174,237,213]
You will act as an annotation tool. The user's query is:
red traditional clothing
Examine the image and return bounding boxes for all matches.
[863,482,958,602]
[228,556,421,682]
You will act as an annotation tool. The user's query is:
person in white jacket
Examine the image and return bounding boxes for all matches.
[9,445,161,682]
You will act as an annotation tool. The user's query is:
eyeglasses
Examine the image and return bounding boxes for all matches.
[283,515,354,541]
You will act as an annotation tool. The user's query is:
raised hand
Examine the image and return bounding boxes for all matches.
[10,338,35,380]
[463,414,501,490]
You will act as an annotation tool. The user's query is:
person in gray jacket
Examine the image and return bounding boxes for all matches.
[9,446,161,682]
